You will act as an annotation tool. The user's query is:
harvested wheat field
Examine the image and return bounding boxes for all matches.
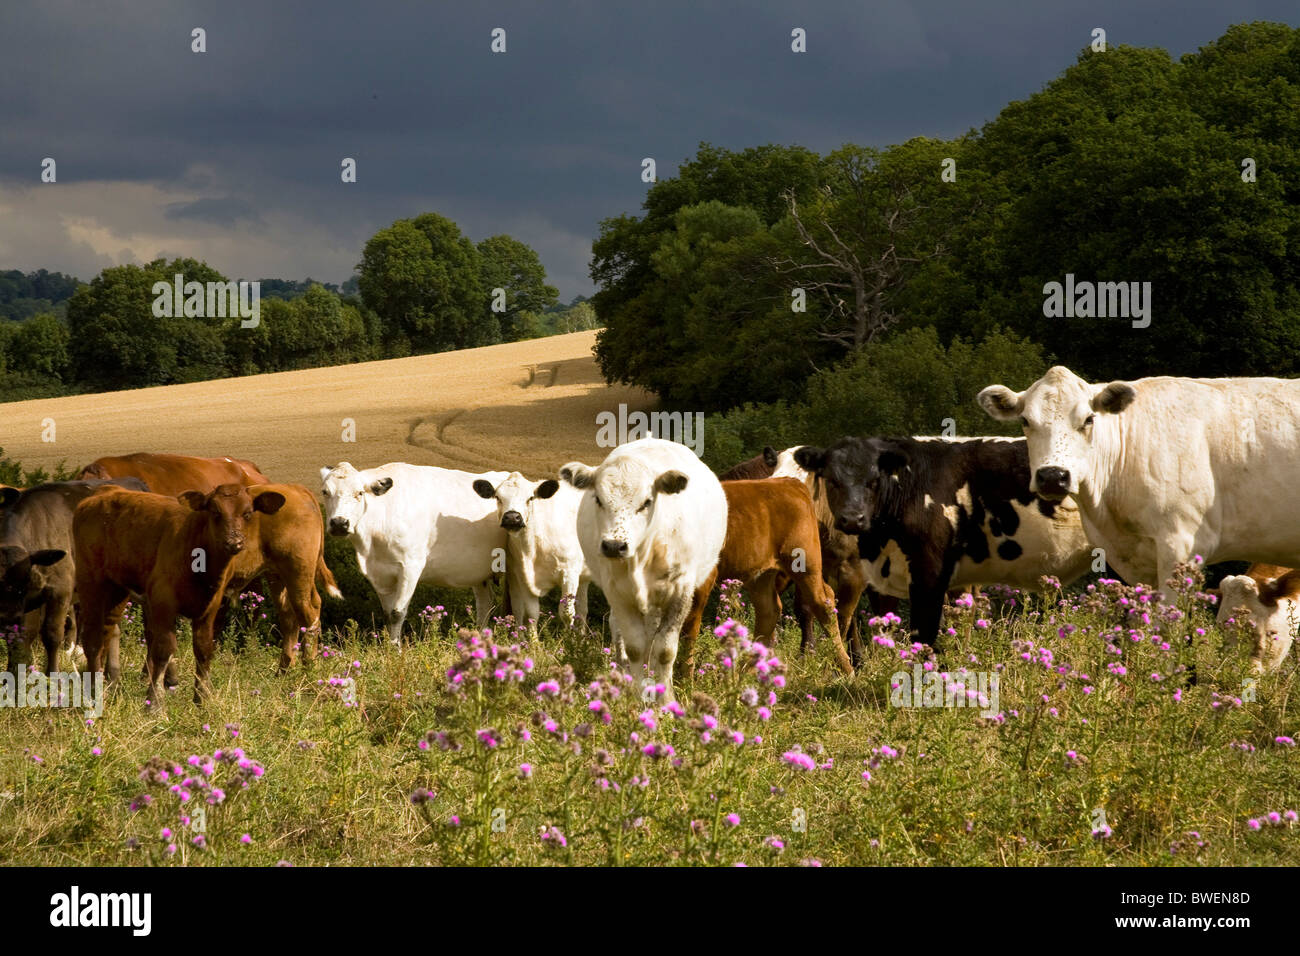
[0,331,656,485]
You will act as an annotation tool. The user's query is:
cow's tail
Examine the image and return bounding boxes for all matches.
[317,546,343,599]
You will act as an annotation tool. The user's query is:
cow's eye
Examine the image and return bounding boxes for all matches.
[243,511,253,520]
[637,499,651,512]
[595,497,603,508]
[1081,414,1095,431]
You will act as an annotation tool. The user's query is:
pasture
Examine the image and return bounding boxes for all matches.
[0,573,1296,866]
[0,334,1296,867]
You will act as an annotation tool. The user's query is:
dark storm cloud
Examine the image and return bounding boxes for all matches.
[1,0,1296,297]
[164,196,263,227]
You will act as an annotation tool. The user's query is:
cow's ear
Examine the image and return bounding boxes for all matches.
[793,446,826,474]
[319,466,333,484]
[368,477,394,496]
[977,385,1023,421]
[30,549,66,567]
[1091,381,1136,415]
[535,479,559,500]
[472,479,496,499]
[762,446,778,468]
[253,491,286,515]
[0,487,20,509]
[653,470,689,495]
[877,449,909,477]
[179,490,207,511]
[560,462,594,489]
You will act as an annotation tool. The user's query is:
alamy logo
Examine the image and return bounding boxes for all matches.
[1042,273,1151,329]
[889,664,1000,718]
[596,403,704,457]
[49,886,151,936]
[151,273,260,328]
[0,669,104,718]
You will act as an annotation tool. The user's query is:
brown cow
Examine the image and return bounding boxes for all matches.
[224,483,335,670]
[79,452,270,494]
[80,453,341,666]
[74,484,285,706]
[717,446,779,481]
[676,478,852,682]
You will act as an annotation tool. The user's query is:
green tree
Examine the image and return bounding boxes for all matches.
[477,235,559,341]
[357,213,489,353]
[11,313,71,380]
[67,258,227,389]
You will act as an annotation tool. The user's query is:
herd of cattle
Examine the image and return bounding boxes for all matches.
[1,364,1297,706]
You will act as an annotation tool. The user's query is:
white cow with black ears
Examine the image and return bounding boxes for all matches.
[560,438,727,700]
[472,471,590,634]
[320,461,509,644]
[978,365,1300,591]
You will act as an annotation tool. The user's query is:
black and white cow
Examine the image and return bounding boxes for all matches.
[793,437,1092,645]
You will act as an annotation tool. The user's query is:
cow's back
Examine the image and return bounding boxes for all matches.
[80,453,267,498]
[1098,377,1300,570]
[2,479,149,567]
[73,489,190,594]
[357,463,508,586]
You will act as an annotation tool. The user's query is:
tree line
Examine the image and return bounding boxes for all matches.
[0,214,593,400]
[586,23,1300,469]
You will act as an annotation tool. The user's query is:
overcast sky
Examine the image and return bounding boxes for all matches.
[1,1,1295,301]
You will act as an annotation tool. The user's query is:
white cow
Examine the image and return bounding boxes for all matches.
[979,365,1300,590]
[472,471,590,633]
[1216,565,1299,673]
[560,438,727,699]
[320,461,509,644]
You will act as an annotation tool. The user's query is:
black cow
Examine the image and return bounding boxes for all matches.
[793,437,1092,646]
[0,478,149,674]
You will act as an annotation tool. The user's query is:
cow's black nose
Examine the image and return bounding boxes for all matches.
[1035,467,1071,499]
[501,511,524,530]
[601,539,628,558]
[328,517,349,536]
[836,511,867,533]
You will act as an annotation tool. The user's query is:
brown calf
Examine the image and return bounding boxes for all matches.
[677,479,852,682]
[74,484,285,706]
[224,483,337,670]
[79,453,340,664]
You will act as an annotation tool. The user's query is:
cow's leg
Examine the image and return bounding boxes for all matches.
[1155,538,1198,597]
[40,596,71,675]
[79,585,127,683]
[837,573,869,664]
[557,570,583,629]
[6,610,39,675]
[472,580,497,632]
[191,604,220,705]
[574,577,589,627]
[674,568,717,686]
[751,572,782,644]
[378,567,421,649]
[796,573,853,675]
[649,583,701,702]
[272,562,320,670]
[616,607,652,687]
[908,573,948,649]
[143,601,180,707]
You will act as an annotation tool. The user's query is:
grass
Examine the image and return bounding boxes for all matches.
[1,566,1296,867]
